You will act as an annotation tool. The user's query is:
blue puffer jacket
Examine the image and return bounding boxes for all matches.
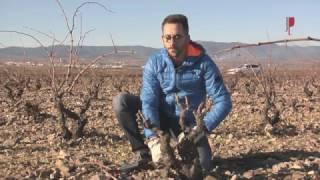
[140,41,232,138]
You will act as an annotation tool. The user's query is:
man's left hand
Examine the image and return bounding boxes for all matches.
[178,125,209,144]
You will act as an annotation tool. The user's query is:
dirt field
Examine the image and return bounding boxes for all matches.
[0,63,319,179]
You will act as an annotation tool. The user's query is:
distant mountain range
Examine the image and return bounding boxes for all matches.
[1,41,320,63]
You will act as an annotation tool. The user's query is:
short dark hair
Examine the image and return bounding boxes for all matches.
[161,14,189,34]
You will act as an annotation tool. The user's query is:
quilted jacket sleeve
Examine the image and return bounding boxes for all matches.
[140,57,161,137]
[202,56,232,131]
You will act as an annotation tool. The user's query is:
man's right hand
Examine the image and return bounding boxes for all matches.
[147,136,161,163]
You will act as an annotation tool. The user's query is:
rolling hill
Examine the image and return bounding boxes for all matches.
[1,41,320,63]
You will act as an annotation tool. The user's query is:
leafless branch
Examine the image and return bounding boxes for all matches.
[0,30,48,53]
[55,0,72,33]
[49,38,57,92]
[215,36,320,55]
[75,28,96,58]
[55,0,114,92]
[66,52,114,93]
[55,0,76,89]
[79,29,95,48]
[23,26,62,44]
[23,26,70,48]
[72,1,114,32]
[176,95,190,131]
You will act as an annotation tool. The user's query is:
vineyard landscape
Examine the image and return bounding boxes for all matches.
[0,52,319,179]
[1,1,320,179]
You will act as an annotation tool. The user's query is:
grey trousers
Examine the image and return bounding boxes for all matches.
[113,92,212,171]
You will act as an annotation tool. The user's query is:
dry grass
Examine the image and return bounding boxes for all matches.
[0,62,319,179]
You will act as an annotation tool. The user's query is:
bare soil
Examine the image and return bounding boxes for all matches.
[0,64,319,179]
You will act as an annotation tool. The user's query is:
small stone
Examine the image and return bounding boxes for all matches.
[304,159,312,167]
[283,175,292,180]
[38,169,51,178]
[290,163,303,170]
[291,172,306,179]
[230,175,238,180]
[55,160,70,177]
[210,134,216,138]
[307,170,315,175]
[225,170,232,176]
[22,137,31,143]
[242,170,254,179]
[204,175,218,180]
[253,168,265,175]
[49,169,61,179]
[3,138,16,146]
[57,150,69,159]
[90,174,106,180]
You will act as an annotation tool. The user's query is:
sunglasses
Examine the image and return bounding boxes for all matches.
[162,34,185,42]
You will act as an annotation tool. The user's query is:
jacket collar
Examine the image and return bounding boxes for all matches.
[161,41,205,67]
[182,41,205,66]
[186,41,204,58]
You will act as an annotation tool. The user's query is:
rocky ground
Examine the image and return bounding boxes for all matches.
[0,65,319,179]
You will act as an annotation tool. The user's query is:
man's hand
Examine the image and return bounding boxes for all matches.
[178,125,209,145]
[146,136,161,163]
[142,119,162,163]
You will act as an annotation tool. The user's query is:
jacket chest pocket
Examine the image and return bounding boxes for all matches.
[177,70,202,91]
[157,71,171,89]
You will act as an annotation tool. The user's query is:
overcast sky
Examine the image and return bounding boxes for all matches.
[1,0,320,48]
